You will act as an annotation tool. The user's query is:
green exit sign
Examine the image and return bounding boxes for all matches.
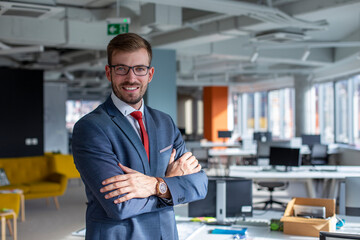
[107,23,129,35]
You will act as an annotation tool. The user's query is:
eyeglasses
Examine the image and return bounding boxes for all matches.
[109,64,150,76]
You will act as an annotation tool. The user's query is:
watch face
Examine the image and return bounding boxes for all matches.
[159,182,167,194]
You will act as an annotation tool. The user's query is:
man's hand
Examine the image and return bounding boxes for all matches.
[100,163,157,204]
[166,149,201,177]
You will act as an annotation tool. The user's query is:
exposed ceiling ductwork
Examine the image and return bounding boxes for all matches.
[0,0,359,98]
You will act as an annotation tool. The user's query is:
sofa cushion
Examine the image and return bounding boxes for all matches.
[0,156,51,184]
[26,181,61,193]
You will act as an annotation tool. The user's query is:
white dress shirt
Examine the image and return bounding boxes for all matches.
[111,91,146,141]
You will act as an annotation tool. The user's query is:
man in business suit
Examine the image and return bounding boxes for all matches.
[72,33,208,240]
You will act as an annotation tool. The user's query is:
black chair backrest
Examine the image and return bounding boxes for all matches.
[311,144,327,159]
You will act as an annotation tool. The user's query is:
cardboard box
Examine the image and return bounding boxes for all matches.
[280,197,337,237]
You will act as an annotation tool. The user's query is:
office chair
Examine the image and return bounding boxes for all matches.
[254,142,289,210]
[310,144,328,165]
[255,181,289,210]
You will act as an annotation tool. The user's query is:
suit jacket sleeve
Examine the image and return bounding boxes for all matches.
[163,117,208,206]
[72,117,171,221]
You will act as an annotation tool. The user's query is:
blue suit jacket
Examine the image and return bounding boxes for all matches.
[72,97,208,240]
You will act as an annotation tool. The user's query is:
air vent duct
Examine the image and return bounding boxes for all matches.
[253,30,310,43]
[0,1,64,19]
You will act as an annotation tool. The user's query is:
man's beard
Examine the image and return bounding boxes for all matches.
[111,77,148,105]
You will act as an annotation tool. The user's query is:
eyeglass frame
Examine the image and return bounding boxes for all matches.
[108,64,151,76]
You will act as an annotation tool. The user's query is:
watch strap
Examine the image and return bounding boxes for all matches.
[155,177,167,196]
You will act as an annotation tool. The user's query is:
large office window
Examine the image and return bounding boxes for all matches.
[232,91,268,138]
[66,100,101,132]
[245,93,255,137]
[232,93,242,136]
[354,75,360,146]
[312,82,335,143]
[335,80,350,143]
[268,88,295,139]
[255,92,268,131]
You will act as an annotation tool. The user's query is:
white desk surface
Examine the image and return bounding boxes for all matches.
[209,148,257,157]
[229,165,360,198]
[207,143,339,157]
[179,210,360,240]
[201,142,242,148]
[229,165,360,179]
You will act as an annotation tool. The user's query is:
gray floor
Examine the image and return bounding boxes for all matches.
[16,180,87,240]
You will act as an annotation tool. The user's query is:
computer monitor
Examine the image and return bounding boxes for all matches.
[319,231,360,240]
[178,128,186,135]
[301,134,321,147]
[218,130,232,139]
[253,131,272,142]
[188,177,253,220]
[269,147,301,171]
[257,140,291,158]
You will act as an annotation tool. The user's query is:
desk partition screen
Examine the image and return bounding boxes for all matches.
[301,134,321,146]
[345,177,360,216]
[319,231,360,240]
[188,177,252,218]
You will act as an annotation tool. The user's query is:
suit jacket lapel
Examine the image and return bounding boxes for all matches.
[144,107,160,176]
[104,97,150,175]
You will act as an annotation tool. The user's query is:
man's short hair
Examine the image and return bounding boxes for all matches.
[107,33,152,65]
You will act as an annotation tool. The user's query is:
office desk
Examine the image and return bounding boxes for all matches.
[208,148,257,175]
[208,148,256,157]
[229,165,360,198]
[180,210,360,240]
[201,142,242,148]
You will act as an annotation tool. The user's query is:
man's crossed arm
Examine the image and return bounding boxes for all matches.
[100,149,202,204]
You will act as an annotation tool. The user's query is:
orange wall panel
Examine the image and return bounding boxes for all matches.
[203,86,228,141]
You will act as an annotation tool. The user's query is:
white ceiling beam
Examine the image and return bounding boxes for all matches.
[150,0,360,52]
[313,53,360,82]
[177,38,333,68]
[0,45,44,55]
[140,0,326,29]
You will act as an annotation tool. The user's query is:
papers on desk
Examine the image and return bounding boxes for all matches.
[72,227,86,237]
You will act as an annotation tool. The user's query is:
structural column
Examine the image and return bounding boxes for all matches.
[203,86,228,141]
[294,75,312,137]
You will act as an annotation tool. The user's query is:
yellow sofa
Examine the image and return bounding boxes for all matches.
[47,153,80,179]
[0,155,67,209]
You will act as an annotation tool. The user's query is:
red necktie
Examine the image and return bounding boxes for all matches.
[130,111,149,161]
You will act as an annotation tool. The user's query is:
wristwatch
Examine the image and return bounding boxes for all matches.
[155,177,168,196]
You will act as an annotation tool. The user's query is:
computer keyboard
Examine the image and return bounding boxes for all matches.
[233,218,270,227]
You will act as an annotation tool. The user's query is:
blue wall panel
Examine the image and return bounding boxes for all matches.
[145,49,177,123]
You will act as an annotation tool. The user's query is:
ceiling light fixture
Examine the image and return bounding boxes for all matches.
[301,48,311,61]
[0,42,10,50]
[250,49,259,63]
